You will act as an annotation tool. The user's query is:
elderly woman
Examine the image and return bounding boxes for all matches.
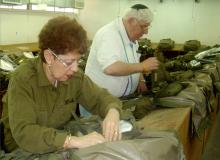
[2,16,122,154]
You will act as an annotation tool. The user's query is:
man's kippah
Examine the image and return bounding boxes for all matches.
[131,4,148,10]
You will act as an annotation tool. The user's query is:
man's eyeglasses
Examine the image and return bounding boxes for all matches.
[48,48,80,68]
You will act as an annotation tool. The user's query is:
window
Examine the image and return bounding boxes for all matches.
[0,4,27,10]
[0,0,80,13]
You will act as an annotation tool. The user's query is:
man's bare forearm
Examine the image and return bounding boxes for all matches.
[104,61,143,76]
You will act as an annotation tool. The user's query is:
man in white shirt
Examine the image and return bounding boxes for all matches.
[80,4,159,116]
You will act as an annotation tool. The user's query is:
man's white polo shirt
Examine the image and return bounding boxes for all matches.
[85,17,141,97]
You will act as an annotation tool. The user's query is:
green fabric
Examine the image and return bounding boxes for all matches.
[152,62,172,83]
[214,81,220,93]
[64,115,102,136]
[0,149,81,160]
[74,133,184,160]
[1,96,17,152]
[122,96,154,120]
[184,40,201,51]
[170,70,194,81]
[158,38,175,50]
[2,57,122,154]
[154,82,183,98]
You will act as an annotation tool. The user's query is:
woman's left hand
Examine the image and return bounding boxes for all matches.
[137,80,148,93]
[102,108,121,141]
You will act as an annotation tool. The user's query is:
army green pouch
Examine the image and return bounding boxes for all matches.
[153,96,195,108]
[170,70,194,81]
[121,96,155,120]
[184,40,201,52]
[158,38,175,50]
[154,82,183,98]
[0,148,81,160]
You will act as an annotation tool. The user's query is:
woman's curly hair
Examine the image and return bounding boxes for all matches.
[39,16,87,62]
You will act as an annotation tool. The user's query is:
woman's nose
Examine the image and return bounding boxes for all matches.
[70,62,78,72]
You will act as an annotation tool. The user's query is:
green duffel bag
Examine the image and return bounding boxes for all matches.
[158,38,175,50]
[184,40,201,52]
[138,38,151,47]
[122,96,155,120]
[175,51,197,62]
[170,70,194,81]
[152,62,173,83]
[0,148,80,160]
[153,96,195,108]
[75,134,184,160]
[165,60,193,72]
[154,82,183,98]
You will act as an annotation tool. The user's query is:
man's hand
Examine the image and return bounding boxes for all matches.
[141,57,159,73]
[102,108,121,141]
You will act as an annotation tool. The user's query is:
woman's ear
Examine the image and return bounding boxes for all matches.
[44,49,53,65]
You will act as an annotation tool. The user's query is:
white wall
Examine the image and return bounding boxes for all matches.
[78,0,129,40]
[0,10,76,45]
[147,0,220,45]
[79,0,220,46]
[0,0,220,45]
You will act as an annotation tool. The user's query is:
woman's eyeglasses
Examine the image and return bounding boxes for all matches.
[48,48,80,68]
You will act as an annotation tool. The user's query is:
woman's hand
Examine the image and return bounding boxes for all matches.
[137,80,148,93]
[65,132,106,149]
[102,108,121,141]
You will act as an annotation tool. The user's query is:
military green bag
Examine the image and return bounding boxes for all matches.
[152,62,173,83]
[170,70,194,81]
[154,82,183,98]
[165,60,189,71]
[1,94,18,153]
[138,38,151,48]
[153,50,166,63]
[121,96,155,120]
[64,115,102,136]
[158,38,175,50]
[175,51,197,62]
[64,110,141,140]
[0,148,81,160]
[74,134,184,160]
[153,96,195,108]
[184,40,201,52]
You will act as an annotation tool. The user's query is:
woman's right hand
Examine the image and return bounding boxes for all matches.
[65,132,106,149]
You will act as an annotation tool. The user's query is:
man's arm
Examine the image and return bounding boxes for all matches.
[104,61,143,76]
[104,57,159,76]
